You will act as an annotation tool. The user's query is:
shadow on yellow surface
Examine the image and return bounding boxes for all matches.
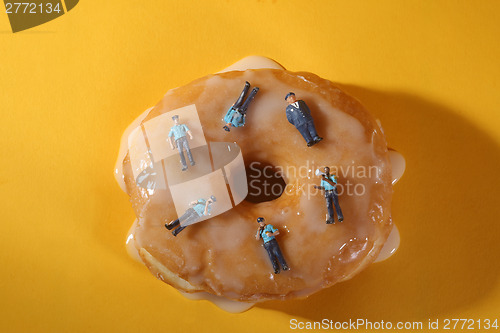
[258,86,500,320]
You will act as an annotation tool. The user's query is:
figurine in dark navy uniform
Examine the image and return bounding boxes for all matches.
[285,92,323,147]
[223,81,259,131]
[255,217,289,274]
[314,167,344,224]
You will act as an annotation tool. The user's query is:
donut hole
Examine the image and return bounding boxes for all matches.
[245,161,286,203]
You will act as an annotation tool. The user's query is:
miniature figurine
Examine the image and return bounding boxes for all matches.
[285,92,323,147]
[314,167,344,224]
[168,115,195,171]
[223,81,259,131]
[165,195,216,236]
[255,217,289,274]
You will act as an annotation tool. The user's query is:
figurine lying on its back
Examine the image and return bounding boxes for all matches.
[223,81,259,131]
[165,196,217,237]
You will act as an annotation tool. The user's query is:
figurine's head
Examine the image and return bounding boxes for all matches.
[257,217,266,226]
[208,195,217,204]
[172,115,180,125]
[285,92,296,104]
[324,166,330,175]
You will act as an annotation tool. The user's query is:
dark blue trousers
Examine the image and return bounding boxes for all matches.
[175,137,194,169]
[295,120,319,144]
[178,208,200,226]
[325,189,343,221]
[264,239,288,273]
[171,208,201,236]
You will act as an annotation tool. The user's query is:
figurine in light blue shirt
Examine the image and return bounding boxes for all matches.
[314,167,344,224]
[223,81,259,131]
[255,217,289,274]
[168,115,195,171]
[165,195,216,237]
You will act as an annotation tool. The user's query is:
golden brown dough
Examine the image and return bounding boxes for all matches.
[121,68,392,302]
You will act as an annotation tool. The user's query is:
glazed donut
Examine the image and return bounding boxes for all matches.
[115,57,400,309]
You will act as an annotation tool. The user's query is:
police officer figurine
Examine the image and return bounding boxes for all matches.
[168,115,195,171]
[314,167,344,224]
[285,92,323,147]
[255,217,289,274]
[165,195,216,236]
[223,81,259,131]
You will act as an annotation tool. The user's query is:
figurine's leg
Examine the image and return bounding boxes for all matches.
[180,209,196,224]
[271,257,280,274]
[296,124,314,145]
[176,138,188,170]
[165,218,180,230]
[264,242,280,274]
[183,140,195,166]
[332,189,344,222]
[240,87,259,113]
[172,209,201,236]
[233,81,251,109]
[182,211,201,227]
[306,120,322,143]
[325,191,335,223]
[166,209,192,229]
[270,240,289,270]
[172,225,186,237]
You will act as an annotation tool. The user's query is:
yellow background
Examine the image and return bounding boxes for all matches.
[1,1,499,332]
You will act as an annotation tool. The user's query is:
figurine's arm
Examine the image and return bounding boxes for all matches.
[189,200,198,206]
[187,130,193,140]
[203,202,211,216]
[321,175,337,187]
[255,228,262,240]
[167,129,176,149]
[285,108,294,124]
[266,227,280,237]
[224,107,235,122]
[266,230,280,237]
[314,185,325,190]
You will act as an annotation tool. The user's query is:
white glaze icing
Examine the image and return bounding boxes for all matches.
[119,56,405,312]
[216,55,285,73]
[125,219,142,263]
[372,149,405,262]
[374,224,400,263]
[389,149,406,185]
[179,291,254,313]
